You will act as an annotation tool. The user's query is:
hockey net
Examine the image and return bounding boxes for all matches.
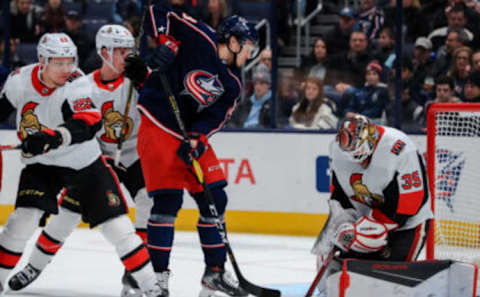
[426,103,480,263]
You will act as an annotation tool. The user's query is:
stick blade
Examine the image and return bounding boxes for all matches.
[238,275,281,297]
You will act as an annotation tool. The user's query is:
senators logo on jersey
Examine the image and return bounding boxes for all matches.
[100,101,133,143]
[18,102,48,140]
[182,70,224,109]
[350,173,385,207]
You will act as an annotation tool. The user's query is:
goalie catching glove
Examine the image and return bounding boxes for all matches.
[333,216,388,254]
[176,133,207,166]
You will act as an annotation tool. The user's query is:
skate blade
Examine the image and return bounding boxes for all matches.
[121,286,143,297]
[199,287,251,297]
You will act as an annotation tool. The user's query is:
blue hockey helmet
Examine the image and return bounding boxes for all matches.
[218,15,259,55]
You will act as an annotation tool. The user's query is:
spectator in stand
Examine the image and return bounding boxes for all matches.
[123,15,141,40]
[40,0,66,33]
[412,36,436,104]
[463,71,480,102]
[354,0,385,40]
[298,36,329,81]
[344,61,390,123]
[10,0,43,42]
[433,75,460,103]
[228,65,272,128]
[289,77,338,130]
[276,75,299,128]
[428,5,473,52]
[202,0,227,30]
[471,50,480,72]
[373,26,395,69]
[430,27,469,78]
[447,46,472,98]
[0,37,26,70]
[114,0,142,23]
[258,48,272,72]
[327,30,373,90]
[384,0,427,44]
[325,6,356,55]
[63,9,93,72]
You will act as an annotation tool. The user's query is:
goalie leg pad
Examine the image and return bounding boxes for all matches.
[192,188,227,268]
[30,207,81,270]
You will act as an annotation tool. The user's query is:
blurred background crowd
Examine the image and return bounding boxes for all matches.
[2,0,480,132]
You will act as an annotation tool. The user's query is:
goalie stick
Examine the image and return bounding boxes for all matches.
[304,248,336,297]
[159,73,281,297]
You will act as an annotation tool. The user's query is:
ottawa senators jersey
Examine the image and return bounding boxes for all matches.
[329,125,433,231]
[0,63,101,170]
[75,70,141,167]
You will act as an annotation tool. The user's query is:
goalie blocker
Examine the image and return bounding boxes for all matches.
[326,257,478,297]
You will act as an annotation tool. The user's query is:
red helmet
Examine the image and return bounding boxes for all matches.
[337,115,375,162]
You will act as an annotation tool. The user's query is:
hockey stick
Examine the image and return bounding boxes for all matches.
[304,248,336,297]
[159,73,281,297]
[0,144,20,151]
[114,0,151,166]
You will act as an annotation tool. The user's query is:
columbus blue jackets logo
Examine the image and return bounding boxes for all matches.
[436,149,465,213]
[182,70,224,109]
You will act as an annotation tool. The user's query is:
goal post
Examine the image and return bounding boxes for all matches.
[426,103,480,261]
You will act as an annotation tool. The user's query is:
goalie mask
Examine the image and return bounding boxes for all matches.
[96,24,135,73]
[37,33,78,67]
[337,115,379,163]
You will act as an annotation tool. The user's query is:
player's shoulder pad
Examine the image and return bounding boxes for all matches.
[381,126,417,156]
[66,69,84,83]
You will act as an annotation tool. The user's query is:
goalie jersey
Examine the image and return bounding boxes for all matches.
[73,70,141,167]
[0,64,101,170]
[329,125,433,231]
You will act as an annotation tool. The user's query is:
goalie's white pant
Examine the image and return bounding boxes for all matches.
[0,207,44,285]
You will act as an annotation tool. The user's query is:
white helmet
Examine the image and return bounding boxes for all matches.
[37,33,78,65]
[96,24,135,73]
[337,114,378,163]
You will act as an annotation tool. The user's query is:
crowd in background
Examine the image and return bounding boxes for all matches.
[2,0,480,132]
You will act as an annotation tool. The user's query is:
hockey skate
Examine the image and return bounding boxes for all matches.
[8,263,41,291]
[199,266,247,297]
[120,270,142,297]
[144,271,170,297]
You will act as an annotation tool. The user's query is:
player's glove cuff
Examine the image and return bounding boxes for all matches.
[149,34,180,72]
[124,54,148,87]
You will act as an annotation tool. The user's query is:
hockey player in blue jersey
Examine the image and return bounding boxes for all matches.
[124,3,259,297]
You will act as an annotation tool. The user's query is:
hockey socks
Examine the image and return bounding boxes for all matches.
[147,216,175,271]
[197,217,227,267]
[0,208,44,285]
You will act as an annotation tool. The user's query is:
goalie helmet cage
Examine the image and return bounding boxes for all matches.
[426,103,480,261]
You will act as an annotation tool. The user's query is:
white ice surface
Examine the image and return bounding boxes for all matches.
[1,229,317,297]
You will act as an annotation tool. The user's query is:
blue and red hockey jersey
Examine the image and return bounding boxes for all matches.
[137,3,242,138]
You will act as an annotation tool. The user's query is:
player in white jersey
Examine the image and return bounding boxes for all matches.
[311,114,433,293]
[0,33,166,297]
[8,25,153,297]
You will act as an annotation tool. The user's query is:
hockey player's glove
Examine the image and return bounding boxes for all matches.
[333,216,388,254]
[124,54,148,87]
[176,133,207,166]
[150,34,180,72]
[21,129,63,156]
